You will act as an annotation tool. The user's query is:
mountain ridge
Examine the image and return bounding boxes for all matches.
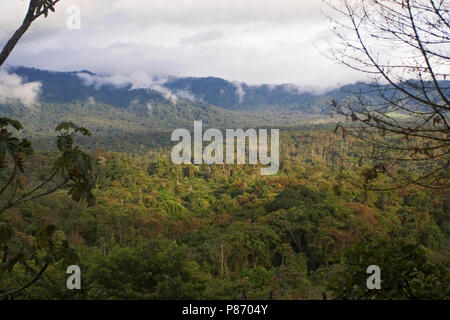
[6,66,376,113]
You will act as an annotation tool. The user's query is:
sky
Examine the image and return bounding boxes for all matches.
[0,0,368,90]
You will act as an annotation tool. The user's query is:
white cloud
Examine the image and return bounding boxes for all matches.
[1,0,367,87]
[0,70,41,107]
[77,72,131,89]
[232,82,246,104]
[76,71,203,104]
[155,85,178,105]
[180,30,224,46]
[174,89,200,103]
[108,0,325,27]
[281,83,332,96]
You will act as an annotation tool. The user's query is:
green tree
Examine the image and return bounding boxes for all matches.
[0,118,95,297]
[86,237,208,299]
[330,238,450,299]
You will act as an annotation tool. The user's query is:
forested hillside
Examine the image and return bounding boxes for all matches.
[1,125,448,299]
[4,67,387,113]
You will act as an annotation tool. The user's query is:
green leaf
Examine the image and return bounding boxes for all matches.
[56,135,73,151]
[75,126,92,137]
[0,117,23,131]
[55,121,77,132]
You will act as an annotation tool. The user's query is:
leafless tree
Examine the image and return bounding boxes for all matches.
[323,0,449,191]
[0,0,61,67]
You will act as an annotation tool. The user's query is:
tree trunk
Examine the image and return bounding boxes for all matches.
[0,1,37,67]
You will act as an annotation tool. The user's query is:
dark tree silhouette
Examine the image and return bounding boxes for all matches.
[0,0,61,67]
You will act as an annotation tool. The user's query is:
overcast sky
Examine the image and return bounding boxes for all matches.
[0,0,367,89]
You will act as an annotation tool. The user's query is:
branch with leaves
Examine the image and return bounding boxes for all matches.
[0,117,95,298]
[0,0,62,67]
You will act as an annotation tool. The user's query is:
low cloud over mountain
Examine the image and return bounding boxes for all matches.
[0,69,41,108]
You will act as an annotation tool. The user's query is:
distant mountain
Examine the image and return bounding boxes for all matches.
[8,66,167,108]
[3,66,447,149]
[5,66,447,152]
[7,66,449,114]
[1,67,334,150]
[7,66,379,114]
[164,77,318,112]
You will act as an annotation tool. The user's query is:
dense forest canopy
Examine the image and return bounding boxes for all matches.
[1,121,449,299]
